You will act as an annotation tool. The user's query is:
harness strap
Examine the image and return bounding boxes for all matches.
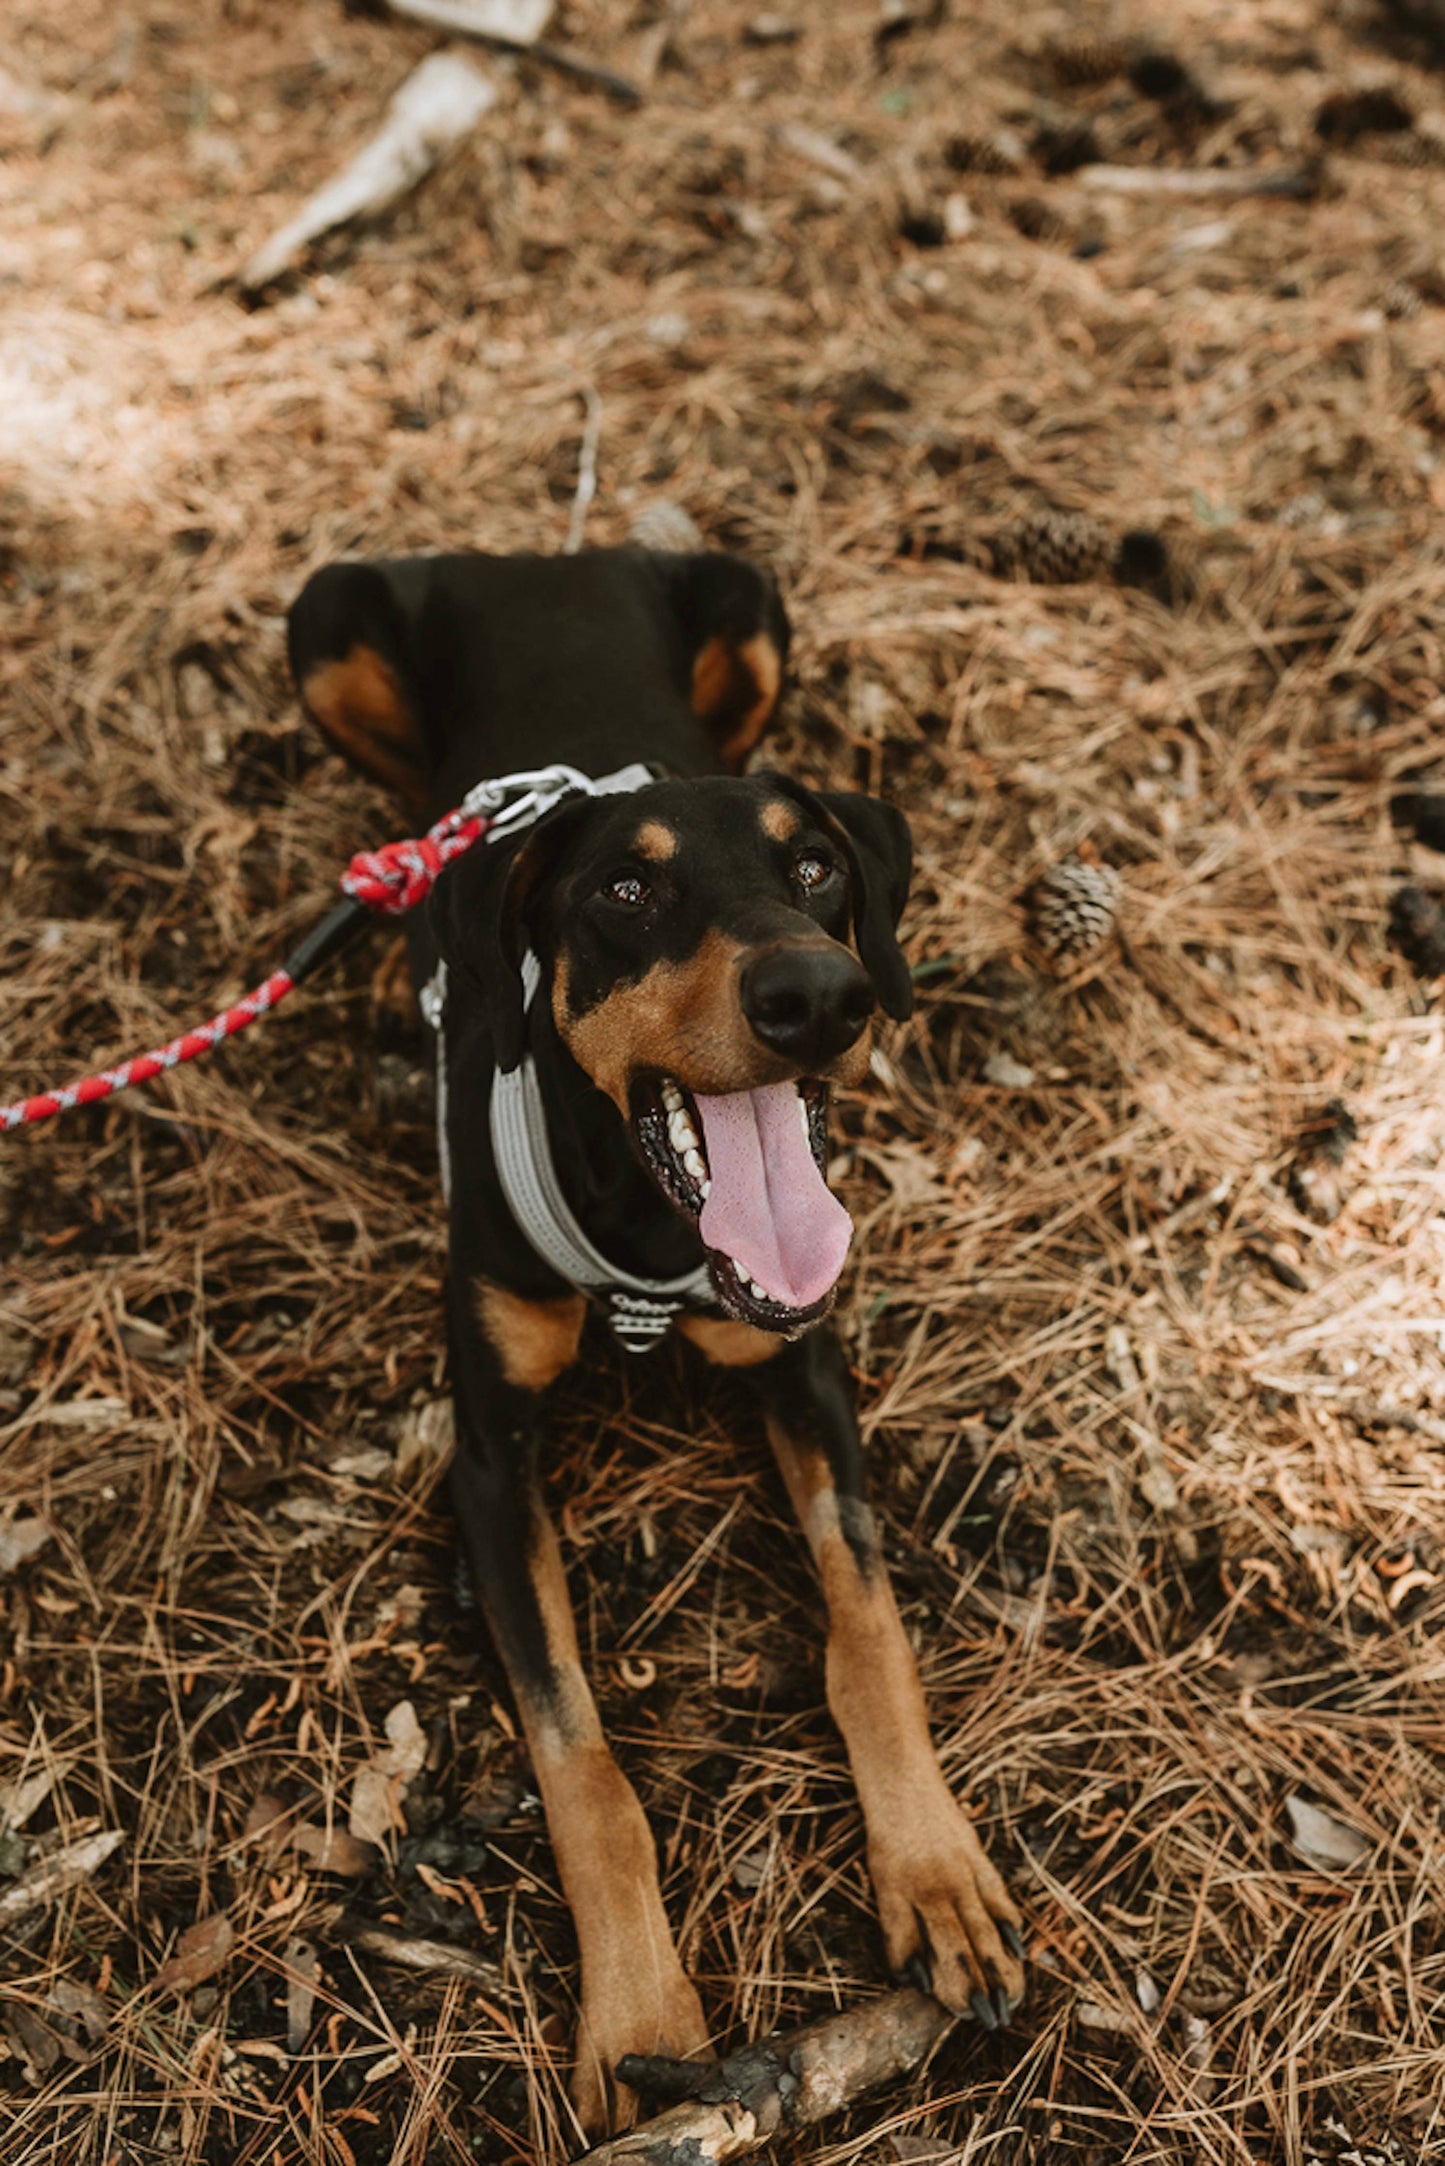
[420,760,714,1354]
[488,958,712,1352]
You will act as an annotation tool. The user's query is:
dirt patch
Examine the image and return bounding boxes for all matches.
[3,0,1445,2160]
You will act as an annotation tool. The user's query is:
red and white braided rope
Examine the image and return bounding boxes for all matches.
[1,973,296,1132]
[1,805,490,1133]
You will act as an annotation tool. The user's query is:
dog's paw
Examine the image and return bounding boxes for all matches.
[571,1962,710,2136]
[868,1779,1025,2028]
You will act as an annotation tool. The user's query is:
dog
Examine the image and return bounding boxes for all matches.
[286,545,1024,2133]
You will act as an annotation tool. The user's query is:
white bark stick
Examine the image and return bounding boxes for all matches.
[240,51,496,292]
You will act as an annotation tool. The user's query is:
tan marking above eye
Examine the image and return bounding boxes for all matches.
[760,799,800,843]
[475,1278,586,1392]
[632,820,678,863]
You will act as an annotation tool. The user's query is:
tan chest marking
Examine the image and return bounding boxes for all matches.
[475,1279,587,1392]
[676,1313,782,1366]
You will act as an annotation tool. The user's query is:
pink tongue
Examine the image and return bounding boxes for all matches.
[694,1085,852,1310]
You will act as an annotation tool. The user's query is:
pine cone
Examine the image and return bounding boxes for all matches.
[993,506,1113,584]
[1287,1100,1357,1226]
[1032,857,1122,958]
[944,127,1025,176]
[627,501,706,553]
[1389,885,1445,976]
[1046,34,1131,87]
[1315,87,1414,145]
[1382,279,1422,319]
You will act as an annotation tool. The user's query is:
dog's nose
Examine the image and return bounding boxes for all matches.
[741,945,876,1069]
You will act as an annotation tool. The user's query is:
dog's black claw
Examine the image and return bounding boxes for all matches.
[969,1988,999,2032]
[1001,1920,1027,1962]
[991,1985,1013,2028]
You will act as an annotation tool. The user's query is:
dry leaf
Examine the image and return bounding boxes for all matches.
[0,1765,61,1833]
[2,2001,64,2079]
[0,1519,51,1575]
[292,1822,377,1877]
[153,1912,235,1994]
[395,1399,454,1482]
[1284,1795,1371,1871]
[349,1700,427,1848]
[48,1977,111,2045]
[0,1828,123,1924]
[241,1792,294,1852]
[284,1937,320,2055]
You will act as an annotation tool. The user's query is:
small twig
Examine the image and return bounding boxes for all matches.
[565,389,604,556]
[1077,162,1321,200]
[351,1927,508,1994]
[1348,1401,1445,1447]
[579,1989,953,2166]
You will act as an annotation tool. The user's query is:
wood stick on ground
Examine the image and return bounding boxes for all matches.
[1077,161,1320,200]
[577,1989,953,2166]
[387,0,644,103]
[239,51,496,292]
[351,1927,508,1994]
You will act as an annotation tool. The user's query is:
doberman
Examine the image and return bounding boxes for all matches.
[286,545,1024,2134]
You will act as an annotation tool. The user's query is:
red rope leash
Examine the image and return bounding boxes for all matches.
[1,801,491,1134]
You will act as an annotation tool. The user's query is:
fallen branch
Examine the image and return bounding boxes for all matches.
[578,1988,952,2166]
[387,0,643,103]
[239,50,496,293]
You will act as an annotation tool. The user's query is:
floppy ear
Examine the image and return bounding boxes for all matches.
[811,790,915,1022]
[288,561,428,805]
[428,800,590,1073]
[657,552,792,772]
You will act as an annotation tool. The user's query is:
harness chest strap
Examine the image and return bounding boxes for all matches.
[422,763,713,1354]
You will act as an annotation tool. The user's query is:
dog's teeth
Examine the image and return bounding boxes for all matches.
[661,1079,683,1110]
[699,1177,711,1198]
[798,1093,811,1141]
[683,1148,706,1182]
[669,1114,698,1152]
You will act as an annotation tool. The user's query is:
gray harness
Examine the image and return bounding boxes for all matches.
[420,762,713,1355]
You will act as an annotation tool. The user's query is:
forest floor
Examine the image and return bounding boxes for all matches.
[3,0,1445,2160]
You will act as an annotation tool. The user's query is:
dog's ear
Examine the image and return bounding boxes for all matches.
[288,561,428,805]
[657,552,791,772]
[811,790,915,1022]
[428,800,591,1073]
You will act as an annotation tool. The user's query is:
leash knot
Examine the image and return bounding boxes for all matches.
[340,816,487,914]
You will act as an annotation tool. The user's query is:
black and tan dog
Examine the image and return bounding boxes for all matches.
[287,546,1024,2133]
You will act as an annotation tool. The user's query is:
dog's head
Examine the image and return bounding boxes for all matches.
[433,773,912,1334]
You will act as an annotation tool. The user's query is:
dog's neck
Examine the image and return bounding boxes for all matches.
[527,1002,707,1286]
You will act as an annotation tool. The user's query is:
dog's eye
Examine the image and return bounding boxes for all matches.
[604,872,653,909]
[793,852,833,891]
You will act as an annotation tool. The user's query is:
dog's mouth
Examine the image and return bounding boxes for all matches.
[632,1076,851,1333]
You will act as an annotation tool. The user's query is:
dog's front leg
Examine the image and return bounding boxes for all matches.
[449,1279,709,2134]
[751,1327,1025,2025]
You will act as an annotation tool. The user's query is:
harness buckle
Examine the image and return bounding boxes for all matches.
[606,1291,685,1353]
